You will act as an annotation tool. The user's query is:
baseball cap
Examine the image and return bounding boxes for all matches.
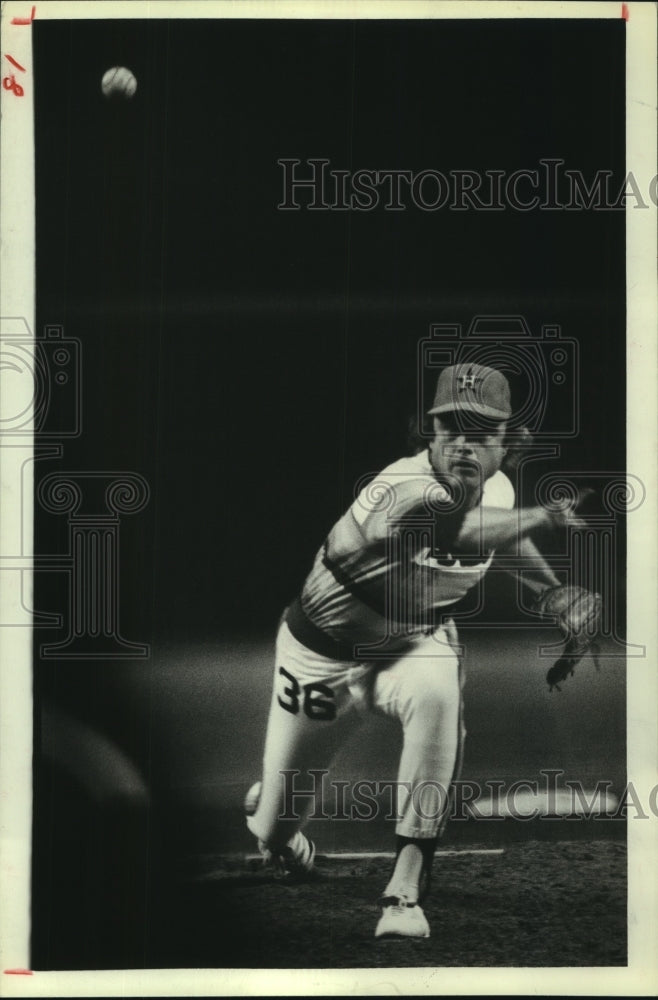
[428,363,511,420]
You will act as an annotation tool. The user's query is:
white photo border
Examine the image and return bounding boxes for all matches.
[0,1,655,995]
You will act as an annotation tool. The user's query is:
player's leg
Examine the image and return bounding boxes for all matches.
[246,619,360,869]
[368,627,464,935]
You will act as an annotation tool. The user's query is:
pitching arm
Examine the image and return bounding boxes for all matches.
[453,504,577,557]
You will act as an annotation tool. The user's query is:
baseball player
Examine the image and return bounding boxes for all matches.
[245,362,599,939]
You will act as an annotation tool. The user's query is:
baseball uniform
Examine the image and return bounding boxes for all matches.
[244,361,560,939]
[247,451,514,848]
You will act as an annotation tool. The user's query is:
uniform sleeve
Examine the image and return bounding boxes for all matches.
[352,468,468,555]
[481,470,515,510]
[352,473,440,537]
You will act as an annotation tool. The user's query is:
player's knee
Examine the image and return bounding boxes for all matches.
[399,660,459,725]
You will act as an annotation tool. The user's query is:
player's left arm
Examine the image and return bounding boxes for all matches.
[496,509,603,691]
[482,470,565,596]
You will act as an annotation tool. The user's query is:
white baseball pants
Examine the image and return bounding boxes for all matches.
[247,619,465,847]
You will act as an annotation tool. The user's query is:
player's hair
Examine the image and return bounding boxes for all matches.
[405,413,432,454]
[406,414,534,475]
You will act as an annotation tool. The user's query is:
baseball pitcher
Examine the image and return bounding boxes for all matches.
[244,363,600,939]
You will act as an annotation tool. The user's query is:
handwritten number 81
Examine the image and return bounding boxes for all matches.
[3,75,24,97]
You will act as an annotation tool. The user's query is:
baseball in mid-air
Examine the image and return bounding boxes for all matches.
[101,66,137,100]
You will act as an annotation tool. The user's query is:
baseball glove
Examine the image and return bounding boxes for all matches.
[533,585,602,691]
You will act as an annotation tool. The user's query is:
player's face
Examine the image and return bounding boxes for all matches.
[429,412,507,492]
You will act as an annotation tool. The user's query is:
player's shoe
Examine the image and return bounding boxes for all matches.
[245,781,316,879]
[374,895,430,939]
[259,831,316,879]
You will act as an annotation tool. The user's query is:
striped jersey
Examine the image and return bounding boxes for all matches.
[298,451,514,653]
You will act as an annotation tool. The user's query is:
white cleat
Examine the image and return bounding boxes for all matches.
[255,831,316,879]
[374,896,430,939]
[274,831,316,878]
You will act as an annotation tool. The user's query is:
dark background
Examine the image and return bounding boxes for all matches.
[31,17,626,969]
